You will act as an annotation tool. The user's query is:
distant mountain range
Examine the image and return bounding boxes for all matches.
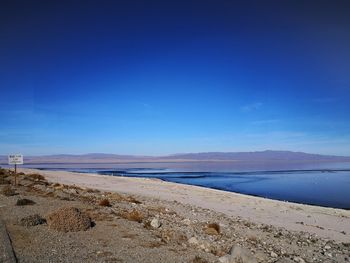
[1,150,350,164]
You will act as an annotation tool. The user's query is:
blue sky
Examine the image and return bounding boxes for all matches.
[1,0,350,156]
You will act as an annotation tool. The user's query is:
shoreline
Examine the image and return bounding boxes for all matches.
[18,168,350,242]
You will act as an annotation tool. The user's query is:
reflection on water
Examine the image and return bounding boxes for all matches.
[5,161,350,209]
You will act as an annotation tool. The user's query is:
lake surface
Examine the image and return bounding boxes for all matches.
[4,161,350,209]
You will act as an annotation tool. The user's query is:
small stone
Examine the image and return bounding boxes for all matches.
[271,251,278,258]
[188,237,199,245]
[182,218,191,225]
[219,244,258,263]
[324,245,331,250]
[150,218,161,228]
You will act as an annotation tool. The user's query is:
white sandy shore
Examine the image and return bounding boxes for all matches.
[19,168,350,243]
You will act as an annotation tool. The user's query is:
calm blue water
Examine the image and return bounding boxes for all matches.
[96,168,350,209]
[5,161,350,209]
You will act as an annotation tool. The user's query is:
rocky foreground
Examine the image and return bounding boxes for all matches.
[0,168,349,263]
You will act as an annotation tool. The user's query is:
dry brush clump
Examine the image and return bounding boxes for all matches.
[27,173,46,181]
[204,222,221,235]
[121,209,145,223]
[0,168,12,177]
[0,169,11,185]
[99,198,111,207]
[107,192,142,204]
[20,214,46,227]
[0,176,10,185]
[1,185,17,196]
[46,207,92,232]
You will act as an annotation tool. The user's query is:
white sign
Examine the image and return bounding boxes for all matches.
[8,154,23,165]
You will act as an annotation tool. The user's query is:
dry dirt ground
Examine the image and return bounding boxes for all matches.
[0,169,349,263]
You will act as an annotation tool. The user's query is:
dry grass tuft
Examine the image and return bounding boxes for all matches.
[122,209,144,223]
[20,214,46,227]
[27,173,46,181]
[0,176,10,185]
[1,185,17,196]
[208,223,220,233]
[0,168,11,177]
[141,241,163,248]
[107,192,141,204]
[204,223,220,235]
[0,169,11,185]
[99,199,111,207]
[126,196,142,204]
[247,234,258,242]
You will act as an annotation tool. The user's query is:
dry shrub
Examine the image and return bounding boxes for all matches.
[20,214,46,227]
[0,168,7,176]
[16,198,36,206]
[126,196,142,204]
[107,192,141,204]
[0,169,11,185]
[0,176,10,185]
[46,207,92,232]
[141,241,163,248]
[88,212,113,222]
[78,195,97,204]
[204,223,220,235]
[122,209,144,223]
[27,173,46,181]
[0,168,11,177]
[143,220,152,229]
[99,199,111,207]
[247,234,258,242]
[1,185,16,196]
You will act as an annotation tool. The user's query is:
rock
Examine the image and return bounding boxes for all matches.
[150,218,161,228]
[219,245,257,263]
[188,237,199,245]
[199,240,211,252]
[16,198,36,206]
[271,251,278,258]
[182,218,191,225]
[293,257,305,263]
[324,245,331,250]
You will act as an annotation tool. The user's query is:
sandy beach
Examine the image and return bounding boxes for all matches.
[1,168,350,262]
[18,168,350,243]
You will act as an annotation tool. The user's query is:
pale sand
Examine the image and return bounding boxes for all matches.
[19,168,350,242]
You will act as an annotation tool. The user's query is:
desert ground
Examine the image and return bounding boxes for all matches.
[1,168,349,263]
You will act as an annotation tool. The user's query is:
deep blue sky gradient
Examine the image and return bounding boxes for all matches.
[1,0,350,155]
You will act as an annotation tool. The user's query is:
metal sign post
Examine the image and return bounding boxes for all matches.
[8,154,23,186]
